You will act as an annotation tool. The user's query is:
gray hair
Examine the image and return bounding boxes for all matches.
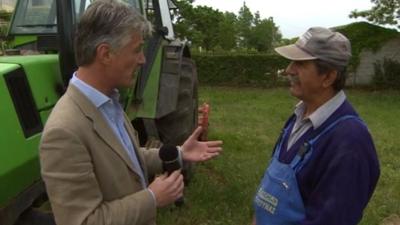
[74,0,152,66]
[314,59,347,91]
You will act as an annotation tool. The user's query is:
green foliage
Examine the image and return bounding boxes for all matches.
[350,0,400,28]
[157,87,400,225]
[0,10,12,21]
[0,9,12,37]
[335,22,400,69]
[0,24,8,37]
[174,1,281,53]
[373,58,400,89]
[249,16,281,52]
[174,2,237,51]
[173,0,196,40]
[192,53,289,87]
[237,2,253,48]
[190,6,224,51]
[0,9,12,54]
[276,37,297,47]
[237,3,281,52]
[216,12,237,51]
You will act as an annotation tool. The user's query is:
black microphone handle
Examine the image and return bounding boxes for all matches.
[163,157,181,175]
[162,157,184,206]
[175,196,184,207]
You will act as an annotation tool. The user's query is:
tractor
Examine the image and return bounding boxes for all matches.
[0,0,198,224]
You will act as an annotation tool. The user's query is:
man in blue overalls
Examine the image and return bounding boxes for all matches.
[253,27,380,225]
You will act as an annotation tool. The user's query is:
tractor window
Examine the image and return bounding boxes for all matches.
[121,0,141,10]
[74,0,92,20]
[9,0,57,35]
[144,0,177,25]
[10,0,144,35]
[73,0,142,22]
[144,0,156,24]
[145,0,177,10]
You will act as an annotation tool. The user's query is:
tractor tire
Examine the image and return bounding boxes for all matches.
[156,57,198,146]
[156,57,198,184]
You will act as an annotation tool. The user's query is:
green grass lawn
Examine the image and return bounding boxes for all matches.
[157,86,400,225]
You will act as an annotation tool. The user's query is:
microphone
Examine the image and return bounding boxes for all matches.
[159,145,184,206]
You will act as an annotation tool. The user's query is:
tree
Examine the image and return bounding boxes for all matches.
[249,17,281,52]
[173,0,196,41]
[172,0,282,52]
[253,11,261,26]
[236,3,282,52]
[190,6,224,50]
[174,2,235,51]
[216,12,238,50]
[350,0,400,28]
[237,2,253,48]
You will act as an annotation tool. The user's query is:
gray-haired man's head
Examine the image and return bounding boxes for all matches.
[74,0,152,66]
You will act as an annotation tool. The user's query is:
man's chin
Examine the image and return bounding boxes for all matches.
[289,87,300,98]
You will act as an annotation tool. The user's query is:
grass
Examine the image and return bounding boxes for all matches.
[157,86,400,225]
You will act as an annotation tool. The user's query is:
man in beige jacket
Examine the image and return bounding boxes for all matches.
[39,1,222,225]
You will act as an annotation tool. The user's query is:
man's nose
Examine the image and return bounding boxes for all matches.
[283,62,295,76]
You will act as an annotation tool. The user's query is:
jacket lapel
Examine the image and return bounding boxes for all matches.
[123,115,148,178]
[66,85,140,175]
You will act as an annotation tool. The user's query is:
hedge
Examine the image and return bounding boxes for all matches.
[193,54,289,87]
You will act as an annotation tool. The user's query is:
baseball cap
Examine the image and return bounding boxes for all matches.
[275,27,352,67]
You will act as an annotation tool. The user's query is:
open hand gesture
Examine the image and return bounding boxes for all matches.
[181,127,223,162]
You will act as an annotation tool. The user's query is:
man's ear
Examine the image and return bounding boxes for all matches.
[322,70,337,88]
[95,43,113,65]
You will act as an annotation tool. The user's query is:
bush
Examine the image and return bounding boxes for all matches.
[193,53,289,87]
[0,10,12,22]
[0,9,11,54]
[373,58,400,89]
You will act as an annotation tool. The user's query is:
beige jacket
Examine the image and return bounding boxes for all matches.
[40,85,162,225]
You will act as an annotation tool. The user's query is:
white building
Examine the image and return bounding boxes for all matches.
[349,38,400,86]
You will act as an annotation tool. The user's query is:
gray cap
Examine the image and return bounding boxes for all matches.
[275,27,352,67]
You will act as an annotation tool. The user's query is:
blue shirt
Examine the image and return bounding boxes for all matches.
[70,74,147,188]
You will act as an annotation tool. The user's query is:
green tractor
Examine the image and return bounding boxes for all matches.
[0,0,198,224]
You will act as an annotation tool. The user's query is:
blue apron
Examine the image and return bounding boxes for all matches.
[254,115,364,225]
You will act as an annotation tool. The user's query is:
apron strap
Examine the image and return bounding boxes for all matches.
[308,115,365,146]
[291,115,365,172]
[272,114,297,159]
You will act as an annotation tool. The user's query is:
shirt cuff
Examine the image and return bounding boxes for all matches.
[177,146,184,166]
[147,188,157,206]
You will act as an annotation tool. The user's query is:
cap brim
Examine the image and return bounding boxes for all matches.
[275,44,317,61]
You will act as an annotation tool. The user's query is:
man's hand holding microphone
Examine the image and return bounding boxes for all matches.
[148,126,223,207]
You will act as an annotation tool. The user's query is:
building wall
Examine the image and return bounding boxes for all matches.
[348,38,400,86]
